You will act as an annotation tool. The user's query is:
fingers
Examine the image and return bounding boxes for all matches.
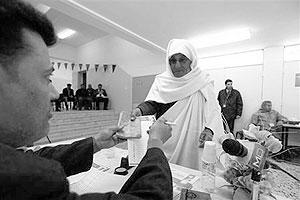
[157,117,167,123]
[109,126,124,133]
[112,134,126,145]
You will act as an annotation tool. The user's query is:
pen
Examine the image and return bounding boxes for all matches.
[165,121,176,126]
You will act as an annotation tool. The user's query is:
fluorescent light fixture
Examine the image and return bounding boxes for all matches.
[57,28,76,39]
[36,4,50,14]
[189,28,251,49]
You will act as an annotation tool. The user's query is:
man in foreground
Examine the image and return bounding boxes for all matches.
[0,0,173,199]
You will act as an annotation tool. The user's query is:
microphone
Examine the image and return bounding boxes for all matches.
[222,139,248,157]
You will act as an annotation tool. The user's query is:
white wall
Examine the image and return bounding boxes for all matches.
[262,47,284,111]
[282,61,300,119]
[87,67,132,112]
[76,35,166,111]
[49,43,77,61]
[203,46,300,133]
[49,43,77,94]
[205,65,263,132]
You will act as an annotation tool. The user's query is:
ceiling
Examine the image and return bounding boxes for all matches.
[46,8,108,47]
[29,0,300,57]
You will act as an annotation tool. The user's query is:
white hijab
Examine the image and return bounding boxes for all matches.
[146,39,224,170]
[146,39,211,103]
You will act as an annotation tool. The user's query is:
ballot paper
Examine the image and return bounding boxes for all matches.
[69,168,129,194]
[172,168,200,199]
[117,111,142,139]
[127,115,156,166]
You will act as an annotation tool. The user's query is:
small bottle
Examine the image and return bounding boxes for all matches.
[200,141,216,193]
[251,169,261,200]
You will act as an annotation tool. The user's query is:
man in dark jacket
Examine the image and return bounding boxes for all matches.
[76,84,88,110]
[217,79,243,133]
[0,0,173,199]
[95,83,109,110]
[62,83,76,110]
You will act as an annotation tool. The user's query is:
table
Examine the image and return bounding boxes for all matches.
[281,124,300,150]
[67,146,292,200]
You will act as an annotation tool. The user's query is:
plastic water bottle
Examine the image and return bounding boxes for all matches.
[200,141,216,193]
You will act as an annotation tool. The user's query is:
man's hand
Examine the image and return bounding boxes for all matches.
[147,117,172,149]
[130,108,142,121]
[276,120,283,126]
[236,115,241,119]
[93,127,125,153]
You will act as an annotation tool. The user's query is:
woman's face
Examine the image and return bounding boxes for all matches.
[169,53,192,78]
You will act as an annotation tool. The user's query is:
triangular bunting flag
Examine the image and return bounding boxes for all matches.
[112,64,117,73]
[95,64,99,72]
[103,64,108,72]
[64,63,68,69]
[79,64,83,71]
[86,64,90,71]
[71,63,75,70]
[57,62,61,69]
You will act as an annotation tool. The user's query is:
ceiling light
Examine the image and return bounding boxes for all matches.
[189,28,251,49]
[36,4,50,14]
[57,28,76,39]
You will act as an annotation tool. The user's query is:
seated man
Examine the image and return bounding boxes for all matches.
[95,83,109,110]
[62,83,76,110]
[86,84,95,110]
[0,1,173,199]
[76,84,88,110]
[251,101,288,138]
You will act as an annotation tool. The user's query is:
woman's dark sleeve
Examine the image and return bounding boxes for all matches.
[137,101,161,115]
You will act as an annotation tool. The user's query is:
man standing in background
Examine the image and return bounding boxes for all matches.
[218,79,243,133]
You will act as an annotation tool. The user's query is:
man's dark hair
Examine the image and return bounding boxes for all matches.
[225,79,233,84]
[98,84,102,87]
[67,83,72,87]
[0,0,56,68]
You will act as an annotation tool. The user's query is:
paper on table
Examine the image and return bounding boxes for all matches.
[171,168,200,199]
[69,168,129,195]
[128,115,156,166]
[117,111,142,139]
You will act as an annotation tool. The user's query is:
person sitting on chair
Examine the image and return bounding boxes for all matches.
[75,84,88,110]
[62,83,75,110]
[86,84,95,110]
[250,100,288,139]
[95,83,109,110]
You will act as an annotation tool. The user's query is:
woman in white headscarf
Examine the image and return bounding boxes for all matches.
[132,39,225,170]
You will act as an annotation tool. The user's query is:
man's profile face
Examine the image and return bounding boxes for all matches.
[225,82,233,90]
[0,29,53,147]
[264,102,272,112]
[98,85,102,90]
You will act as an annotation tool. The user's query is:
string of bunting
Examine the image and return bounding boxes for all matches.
[51,61,117,73]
